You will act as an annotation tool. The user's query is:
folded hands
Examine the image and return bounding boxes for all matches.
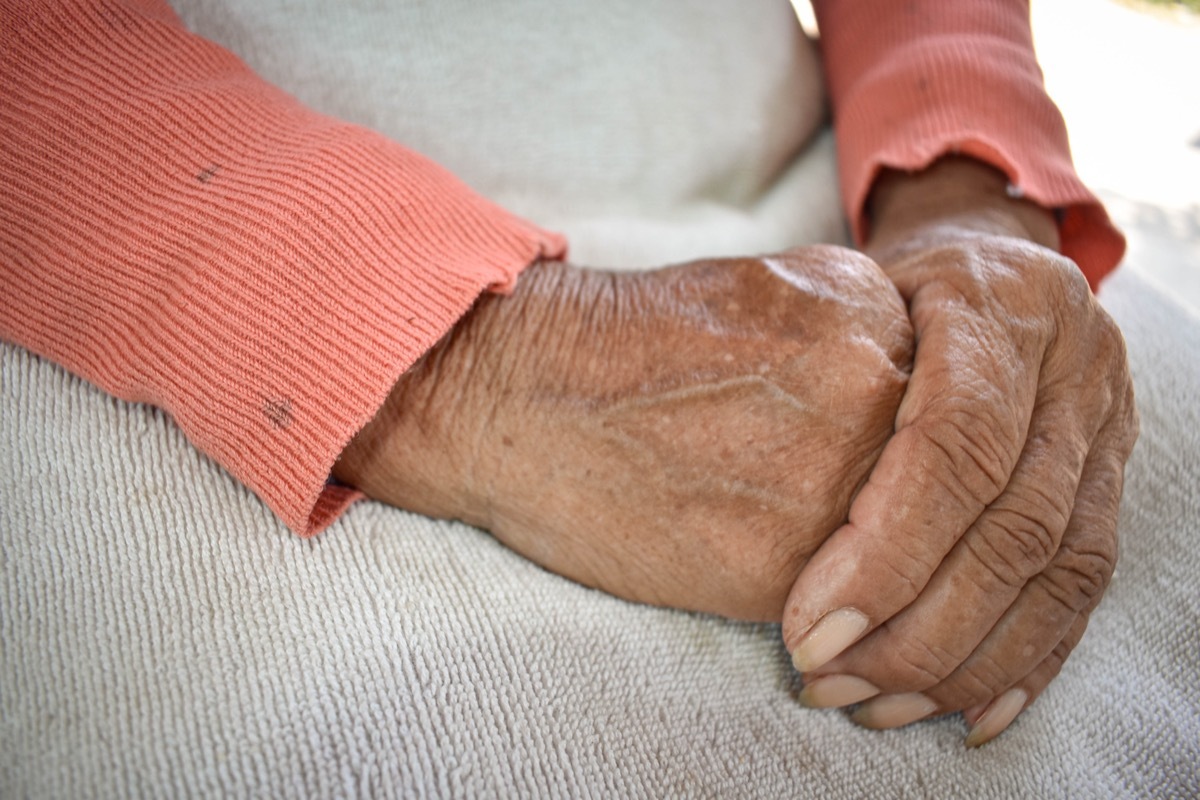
[334,158,1137,747]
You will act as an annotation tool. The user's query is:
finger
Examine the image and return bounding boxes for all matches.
[961,377,1135,746]
[851,568,1094,733]
[963,611,1091,747]
[847,604,1086,733]
[925,436,1126,710]
[806,393,1096,692]
[849,431,1126,734]
[783,292,1040,670]
[796,300,1137,692]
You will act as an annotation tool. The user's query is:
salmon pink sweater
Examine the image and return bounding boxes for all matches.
[0,0,1124,536]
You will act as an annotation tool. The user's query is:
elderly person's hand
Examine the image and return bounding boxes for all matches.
[782,157,1139,746]
[334,247,912,621]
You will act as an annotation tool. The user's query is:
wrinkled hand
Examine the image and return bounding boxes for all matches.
[335,247,912,621]
[782,158,1139,746]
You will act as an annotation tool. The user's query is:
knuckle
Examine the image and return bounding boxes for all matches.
[1040,541,1116,612]
[970,503,1064,588]
[914,393,1021,509]
[880,632,964,691]
[980,242,1083,321]
[935,655,1019,710]
[966,535,1028,589]
[1050,621,1086,665]
[770,244,888,306]
[994,478,1072,559]
[834,335,911,413]
[1048,635,1073,665]
[1052,256,1093,309]
[1004,515,1061,570]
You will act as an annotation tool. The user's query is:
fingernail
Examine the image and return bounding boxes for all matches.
[965,688,1028,748]
[963,702,988,727]
[851,693,938,729]
[791,608,870,673]
[798,675,881,708]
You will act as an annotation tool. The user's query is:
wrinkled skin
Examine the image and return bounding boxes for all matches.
[335,247,913,621]
[781,157,1140,745]
[334,158,1138,748]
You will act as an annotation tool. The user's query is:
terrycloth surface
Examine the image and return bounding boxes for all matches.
[4,2,1198,796]
[2,265,1198,798]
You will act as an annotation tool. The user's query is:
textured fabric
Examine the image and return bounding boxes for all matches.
[2,266,1196,798]
[0,0,566,536]
[169,0,841,270]
[813,0,1126,289]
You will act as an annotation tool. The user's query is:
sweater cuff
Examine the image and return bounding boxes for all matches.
[816,0,1126,290]
[0,0,566,536]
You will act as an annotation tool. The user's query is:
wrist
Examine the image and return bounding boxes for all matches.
[332,259,580,529]
[865,156,1060,269]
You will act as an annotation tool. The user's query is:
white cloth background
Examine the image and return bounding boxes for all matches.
[3,2,1198,796]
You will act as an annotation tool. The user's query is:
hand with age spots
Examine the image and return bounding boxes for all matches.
[782,157,1139,747]
[334,246,912,622]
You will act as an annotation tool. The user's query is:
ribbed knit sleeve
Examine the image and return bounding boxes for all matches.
[813,0,1125,289]
[0,0,567,536]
